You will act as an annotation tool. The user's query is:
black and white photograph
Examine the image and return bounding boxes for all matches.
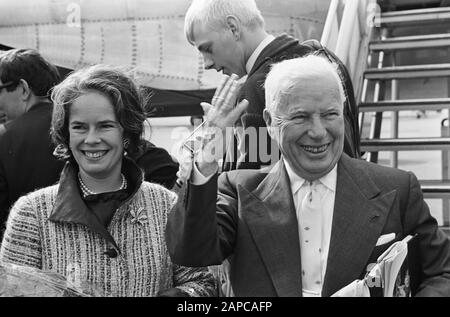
[0,0,449,301]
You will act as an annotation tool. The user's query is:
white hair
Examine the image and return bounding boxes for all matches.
[264,55,346,114]
[184,0,265,44]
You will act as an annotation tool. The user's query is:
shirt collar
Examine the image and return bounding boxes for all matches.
[49,156,144,251]
[284,158,337,195]
[245,34,275,74]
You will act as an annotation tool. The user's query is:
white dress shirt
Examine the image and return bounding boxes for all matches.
[245,34,275,74]
[191,159,337,296]
[284,159,337,297]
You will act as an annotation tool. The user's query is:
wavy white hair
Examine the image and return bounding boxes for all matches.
[264,55,346,114]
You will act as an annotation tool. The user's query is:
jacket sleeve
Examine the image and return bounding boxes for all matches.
[168,264,217,297]
[0,195,42,269]
[402,172,450,296]
[166,172,238,267]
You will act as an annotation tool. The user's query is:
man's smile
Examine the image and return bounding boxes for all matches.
[301,143,330,154]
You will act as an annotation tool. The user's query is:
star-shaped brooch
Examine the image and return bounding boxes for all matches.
[130,206,148,225]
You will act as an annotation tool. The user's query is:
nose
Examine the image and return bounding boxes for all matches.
[307,117,327,139]
[84,128,101,144]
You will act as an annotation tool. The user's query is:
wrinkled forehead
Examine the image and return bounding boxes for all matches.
[274,76,343,115]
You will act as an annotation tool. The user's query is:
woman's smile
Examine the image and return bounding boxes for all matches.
[81,150,109,160]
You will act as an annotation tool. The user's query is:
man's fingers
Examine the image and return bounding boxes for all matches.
[222,80,243,112]
[200,102,212,116]
[228,99,249,123]
[216,74,239,106]
[212,75,229,104]
[236,98,249,113]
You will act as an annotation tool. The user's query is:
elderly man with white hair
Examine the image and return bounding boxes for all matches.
[166,55,450,297]
[183,0,360,171]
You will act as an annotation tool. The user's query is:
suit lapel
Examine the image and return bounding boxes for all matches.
[321,155,397,296]
[240,161,302,297]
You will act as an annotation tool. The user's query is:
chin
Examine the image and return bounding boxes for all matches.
[81,167,106,178]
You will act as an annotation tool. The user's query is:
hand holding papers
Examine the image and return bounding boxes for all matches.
[332,235,416,297]
[366,235,414,297]
[331,279,370,297]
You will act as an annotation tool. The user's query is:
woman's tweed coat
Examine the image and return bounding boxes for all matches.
[0,176,216,297]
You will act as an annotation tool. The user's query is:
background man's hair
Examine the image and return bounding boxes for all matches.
[184,0,265,44]
[0,48,60,97]
[264,55,346,113]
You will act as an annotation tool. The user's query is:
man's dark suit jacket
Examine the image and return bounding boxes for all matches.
[0,102,64,234]
[223,35,361,171]
[166,154,450,297]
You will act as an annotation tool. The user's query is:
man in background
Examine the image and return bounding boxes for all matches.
[0,49,64,239]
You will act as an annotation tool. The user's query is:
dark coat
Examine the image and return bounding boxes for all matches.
[223,35,361,171]
[131,140,179,190]
[0,102,64,232]
[166,154,450,297]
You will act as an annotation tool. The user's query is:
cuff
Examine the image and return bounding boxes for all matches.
[191,161,218,185]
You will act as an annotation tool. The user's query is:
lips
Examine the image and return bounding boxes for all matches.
[301,143,330,154]
[81,150,108,159]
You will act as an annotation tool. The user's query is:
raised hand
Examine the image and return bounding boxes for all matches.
[200,74,248,131]
[180,74,248,178]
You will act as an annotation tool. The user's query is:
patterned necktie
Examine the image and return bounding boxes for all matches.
[299,181,323,297]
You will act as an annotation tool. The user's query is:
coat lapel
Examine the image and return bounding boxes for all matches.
[321,155,397,296]
[49,163,120,251]
[240,161,302,296]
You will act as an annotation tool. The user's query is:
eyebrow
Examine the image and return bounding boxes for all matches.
[287,110,308,117]
[69,120,119,125]
[286,107,341,117]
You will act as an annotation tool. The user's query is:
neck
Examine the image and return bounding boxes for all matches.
[243,28,270,65]
[24,96,50,112]
[79,170,123,194]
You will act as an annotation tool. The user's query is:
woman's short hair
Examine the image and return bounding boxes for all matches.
[264,55,346,114]
[0,48,60,97]
[184,0,265,45]
[51,64,147,160]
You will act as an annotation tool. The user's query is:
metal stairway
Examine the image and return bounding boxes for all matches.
[359,3,450,235]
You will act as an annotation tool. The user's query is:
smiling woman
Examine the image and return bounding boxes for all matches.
[68,92,126,190]
[0,65,217,297]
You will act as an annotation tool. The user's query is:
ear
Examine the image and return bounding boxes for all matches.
[263,109,273,138]
[225,15,241,40]
[18,79,32,101]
